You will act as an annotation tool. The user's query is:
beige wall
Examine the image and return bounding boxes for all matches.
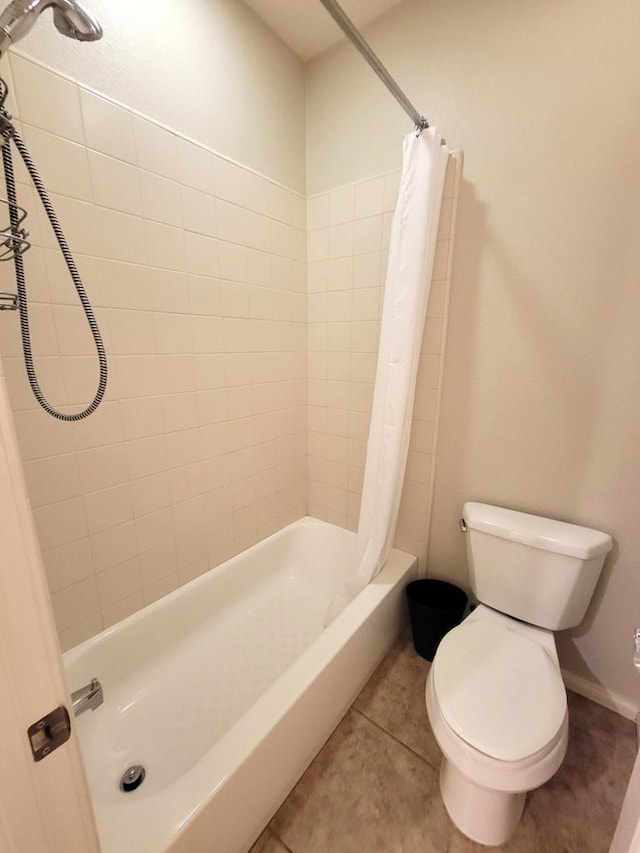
[307,0,640,712]
[14,0,306,192]
[0,53,306,650]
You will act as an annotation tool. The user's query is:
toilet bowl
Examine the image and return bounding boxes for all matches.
[423,502,611,845]
[425,605,569,846]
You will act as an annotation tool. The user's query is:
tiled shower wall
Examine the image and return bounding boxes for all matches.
[0,54,461,651]
[0,54,307,650]
[306,154,462,568]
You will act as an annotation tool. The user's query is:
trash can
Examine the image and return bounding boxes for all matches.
[406,579,468,661]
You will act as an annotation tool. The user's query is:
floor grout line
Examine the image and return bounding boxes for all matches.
[267,826,295,853]
[352,706,442,772]
[349,710,458,853]
[255,645,632,853]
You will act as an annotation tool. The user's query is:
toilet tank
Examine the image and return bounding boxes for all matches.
[462,502,612,630]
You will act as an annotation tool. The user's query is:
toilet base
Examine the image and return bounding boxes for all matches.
[440,757,526,846]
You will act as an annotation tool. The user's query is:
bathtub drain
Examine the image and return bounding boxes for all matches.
[120,765,145,793]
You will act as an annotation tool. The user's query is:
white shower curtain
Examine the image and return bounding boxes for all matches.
[326,127,449,624]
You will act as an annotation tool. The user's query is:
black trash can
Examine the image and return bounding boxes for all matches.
[406,579,467,661]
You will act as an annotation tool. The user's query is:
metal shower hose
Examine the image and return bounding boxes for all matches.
[0,78,107,421]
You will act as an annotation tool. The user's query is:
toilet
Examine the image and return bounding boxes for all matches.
[425,502,612,846]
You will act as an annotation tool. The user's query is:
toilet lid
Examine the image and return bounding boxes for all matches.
[432,620,567,762]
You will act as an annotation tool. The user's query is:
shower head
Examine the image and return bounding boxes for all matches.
[0,0,102,59]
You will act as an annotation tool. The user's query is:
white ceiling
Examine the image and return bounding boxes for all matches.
[244,0,405,60]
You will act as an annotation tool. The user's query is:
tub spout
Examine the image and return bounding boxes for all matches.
[71,677,103,716]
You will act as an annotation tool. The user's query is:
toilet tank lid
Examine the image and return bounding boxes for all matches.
[462,502,613,560]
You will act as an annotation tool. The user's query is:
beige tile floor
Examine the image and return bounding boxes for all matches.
[251,632,637,853]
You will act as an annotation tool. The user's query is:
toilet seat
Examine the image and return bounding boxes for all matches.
[432,620,567,762]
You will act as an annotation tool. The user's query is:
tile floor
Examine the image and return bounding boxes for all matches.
[251,631,637,853]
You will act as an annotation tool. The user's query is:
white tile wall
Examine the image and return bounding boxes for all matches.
[0,54,460,651]
[306,154,463,570]
[0,55,307,650]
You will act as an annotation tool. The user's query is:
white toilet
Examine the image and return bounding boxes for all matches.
[425,502,612,846]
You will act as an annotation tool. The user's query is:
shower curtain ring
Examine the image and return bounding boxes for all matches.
[415,117,429,136]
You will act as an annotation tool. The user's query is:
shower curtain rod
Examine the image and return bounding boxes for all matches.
[318,0,429,131]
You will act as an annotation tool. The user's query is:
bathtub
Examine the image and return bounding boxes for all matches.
[64,516,417,853]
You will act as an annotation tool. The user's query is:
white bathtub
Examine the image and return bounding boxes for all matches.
[64,517,417,853]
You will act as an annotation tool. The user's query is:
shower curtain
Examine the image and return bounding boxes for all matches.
[326,127,449,624]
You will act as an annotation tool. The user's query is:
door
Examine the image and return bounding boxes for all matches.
[610,744,640,853]
[0,363,100,852]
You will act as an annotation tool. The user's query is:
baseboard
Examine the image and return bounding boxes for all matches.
[561,669,638,720]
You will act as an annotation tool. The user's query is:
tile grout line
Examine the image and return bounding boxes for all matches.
[352,706,442,772]
[266,709,455,853]
[266,826,295,853]
[351,708,458,851]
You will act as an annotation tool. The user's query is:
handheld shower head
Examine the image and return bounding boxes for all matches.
[0,0,101,58]
[51,0,101,41]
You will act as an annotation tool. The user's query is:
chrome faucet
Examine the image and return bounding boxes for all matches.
[71,677,103,716]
